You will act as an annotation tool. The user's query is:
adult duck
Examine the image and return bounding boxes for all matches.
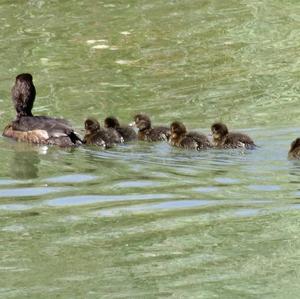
[3,73,82,147]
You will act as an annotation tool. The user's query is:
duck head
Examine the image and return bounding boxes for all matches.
[211,122,229,142]
[104,116,120,129]
[290,138,300,153]
[12,73,36,118]
[170,121,187,141]
[131,114,151,131]
[84,118,100,135]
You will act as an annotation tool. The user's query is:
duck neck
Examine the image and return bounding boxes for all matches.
[16,110,33,120]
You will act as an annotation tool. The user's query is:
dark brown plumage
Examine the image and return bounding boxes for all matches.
[83,118,123,148]
[132,114,170,142]
[288,138,300,159]
[11,73,36,119]
[170,121,211,150]
[211,122,256,149]
[104,116,137,142]
[3,73,82,147]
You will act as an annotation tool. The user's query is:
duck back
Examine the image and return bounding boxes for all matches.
[5,116,82,146]
[186,132,212,149]
[224,132,256,149]
[84,128,122,148]
[117,126,137,142]
[145,126,170,142]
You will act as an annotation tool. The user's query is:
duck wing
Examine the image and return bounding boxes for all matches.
[106,128,124,144]
[186,132,212,149]
[225,132,256,149]
[117,126,137,142]
[149,126,171,141]
[83,128,119,148]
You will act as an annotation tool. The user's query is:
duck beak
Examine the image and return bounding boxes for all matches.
[129,121,136,127]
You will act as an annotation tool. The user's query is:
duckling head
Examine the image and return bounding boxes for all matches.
[170,121,187,140]
[211,122,228,142]
[104,116,120,129]
[132,114,151,131]
[84,118,100,135]
[290,138,300,153]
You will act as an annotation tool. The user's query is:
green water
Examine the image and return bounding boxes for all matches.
[1,0,300,298]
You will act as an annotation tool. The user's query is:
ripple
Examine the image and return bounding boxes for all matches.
[44,174,97,184]
[114,180,160,188]
[0,204,30,211]
[0,179,19,186]
[2,224,26,232]
[120,31,131,35]
[98,199,215,216]
[193,187,219,193]
[92,45,110,49]
[86,39,107,44]
[0,187,69,198]
[248,185,281,191]
[214,177,240,184]
[46,193,173,207]
[234,208,261,217]
[115,59,132,65]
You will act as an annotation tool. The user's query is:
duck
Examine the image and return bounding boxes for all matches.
[131,113,170,142]
[170,121,211,150]
[211,122,256,149]
[288,138,300,159]
[104,116,137,142]
[2,73,82,147]
[83,117,123,148]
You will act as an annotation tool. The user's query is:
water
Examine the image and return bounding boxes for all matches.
[1,0,300,298]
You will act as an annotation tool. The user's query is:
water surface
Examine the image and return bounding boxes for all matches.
[1,1,300,298]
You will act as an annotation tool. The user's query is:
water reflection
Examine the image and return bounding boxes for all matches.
[9,146,41,179]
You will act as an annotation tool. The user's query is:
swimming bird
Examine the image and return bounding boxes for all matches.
[3,73,82,147]
[211,122,256,149]
[83,117,123,148]
[104,116,137,142]
[170,121,211,150]
[288,138,300,159]
[131,113,170,142]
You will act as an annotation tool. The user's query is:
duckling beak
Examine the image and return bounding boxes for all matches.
[171,132,177,139]
[212,133,220,140]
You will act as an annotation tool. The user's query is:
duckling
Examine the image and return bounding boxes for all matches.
[83,118,122,148]
[211,122,256,149]
[131,113,170,142]
[3,73,82,147]
[170,121,211,150]
[288,138,300,159]
[104,116,137,142]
